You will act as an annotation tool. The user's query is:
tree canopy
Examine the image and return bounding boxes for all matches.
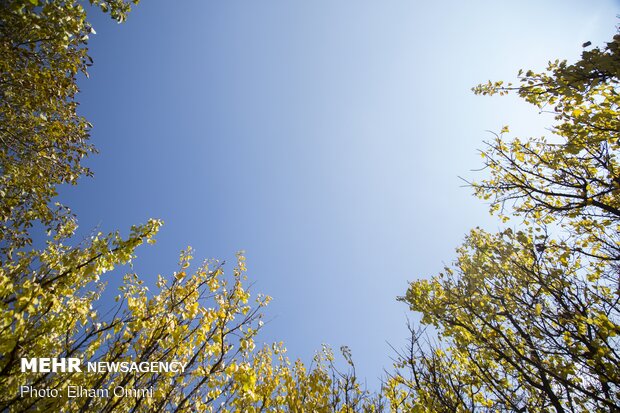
[0,2,378,411]
[1,1,619,411]
[398,33,620,412]
[0,0,138,256]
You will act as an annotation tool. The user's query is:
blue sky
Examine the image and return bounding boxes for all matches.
[63,0,619,386]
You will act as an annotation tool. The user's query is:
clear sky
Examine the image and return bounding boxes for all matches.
[62,0,619,387]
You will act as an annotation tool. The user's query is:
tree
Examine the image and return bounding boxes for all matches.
[0,0,140,257]
[397,32,620,412]
[0,3,273,411]
[0,2,387,412]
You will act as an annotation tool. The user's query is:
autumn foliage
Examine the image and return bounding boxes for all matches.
[1,1,619,411]
[396,33,620,412]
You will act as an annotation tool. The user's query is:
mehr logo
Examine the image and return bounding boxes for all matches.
[21,358,82,373]
[20,358,187,373]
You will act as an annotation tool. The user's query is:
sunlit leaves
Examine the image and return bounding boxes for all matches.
[399,32,620,412]
[0,0,396,410]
